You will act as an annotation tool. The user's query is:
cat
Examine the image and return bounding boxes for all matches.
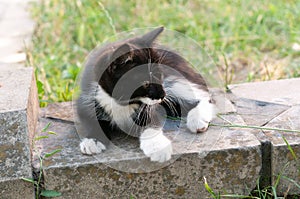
[76,27,215,163]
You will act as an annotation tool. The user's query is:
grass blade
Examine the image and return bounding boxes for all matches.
[47,131,57,135]
[40,190,62,197]
[98,1,116,36]
[271,186,278,199]
[34,135,49,141]
[281,176,300,190]
[274,162,289,189]
[44,149,62,158]
[221,195,259,199]
[42,122,51,132]
[209,123,300,133]
[21,177,36,184]
[282,136,297,160]
[203,177,219,199]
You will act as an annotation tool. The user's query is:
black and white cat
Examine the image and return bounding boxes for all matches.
[76,27,215,163]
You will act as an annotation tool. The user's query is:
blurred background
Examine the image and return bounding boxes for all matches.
[27,0,300,107]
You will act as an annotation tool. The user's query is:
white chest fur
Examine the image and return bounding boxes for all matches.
[95,86,138,131]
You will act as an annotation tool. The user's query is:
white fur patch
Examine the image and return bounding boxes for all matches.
[164,78,209,100]
[187,98,215,133]
[80,138,106,155]
[140,128,172,162]
[139,97,162,105]
[95,86,138,131]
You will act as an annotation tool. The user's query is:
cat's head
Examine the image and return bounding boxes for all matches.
[97,27,166,105]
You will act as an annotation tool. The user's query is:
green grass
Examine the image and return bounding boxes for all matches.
[28,0,300,106]
[22,123,62,198]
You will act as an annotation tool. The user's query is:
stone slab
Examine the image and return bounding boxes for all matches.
[211,88,236,114]
[227,95,291,188]
[230,88,300,191]
[228,78,300,106]
[39,101,74,123]
[33,98,261,198]
[0,178,34,199]
[227,79,300,195]
[229,97,290,127]
[263,105,300,195]
[0,66,38,197]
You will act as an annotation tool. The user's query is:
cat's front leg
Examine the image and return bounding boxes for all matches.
[80,138,106,155]
[187,98,215,133]
[140,128,172,163]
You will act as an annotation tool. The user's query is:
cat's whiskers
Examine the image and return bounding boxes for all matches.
[150,104,157,122]
[163,97,179,116]
[128,104,143,135]
[129,103,147,136]
[148,58,153,82]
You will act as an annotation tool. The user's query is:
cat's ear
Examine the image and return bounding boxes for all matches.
[112,43,132,61]
[134,26,164,47]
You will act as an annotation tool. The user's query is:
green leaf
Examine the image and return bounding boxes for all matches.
[42,122,51,132]
[47,131,57,135]
[21,177,36,184]
[40,190,62,197]
[34,135,49,141]
[37,80,44,95]
[44,149,62,158]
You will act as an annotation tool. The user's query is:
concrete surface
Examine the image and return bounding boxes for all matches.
[228,78,300,106]
[0,178,34,199]
[33,97,262,198]
[29,79,300,197]
[0,1,38,197]
[265,105,300,195]
[0,66,38,198]
[229,79,300,195]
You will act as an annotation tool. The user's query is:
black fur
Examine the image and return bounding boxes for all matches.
[77,27,210,145]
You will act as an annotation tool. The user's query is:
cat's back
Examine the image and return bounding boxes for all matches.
[155,48,208,89]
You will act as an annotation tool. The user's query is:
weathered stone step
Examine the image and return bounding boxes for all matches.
[0,77,292,198]
[228,78,300,106]
[229,78,300,195]
[33,91,262,198]
[0,66,38,198]
[32,78,300,198]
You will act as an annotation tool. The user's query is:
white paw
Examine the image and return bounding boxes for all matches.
[187,98,215,133]
[140,128,172,163]
[80,138,106,155]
